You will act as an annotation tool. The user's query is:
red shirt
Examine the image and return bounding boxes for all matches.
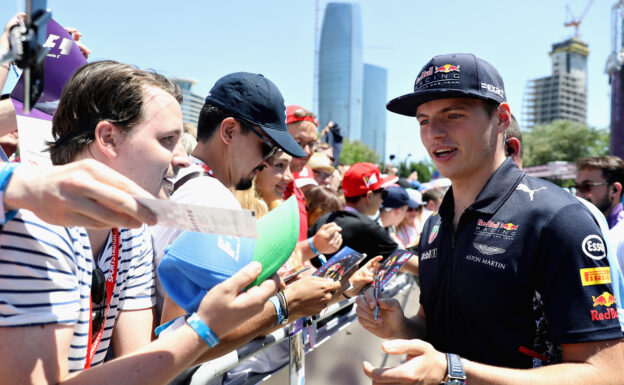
[284,180,308,241]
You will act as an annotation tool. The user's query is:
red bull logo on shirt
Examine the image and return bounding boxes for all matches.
[591,291,618,322]
[476,218,518,240]
[434,64,460,73]
[593,292,617,307]
[477,219,500,229]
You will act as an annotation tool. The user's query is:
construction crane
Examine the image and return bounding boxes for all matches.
[564,0,595,38]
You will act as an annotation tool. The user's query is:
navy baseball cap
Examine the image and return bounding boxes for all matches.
[381,186,417,209]
[205,72,306,158]
[386,53,506,116]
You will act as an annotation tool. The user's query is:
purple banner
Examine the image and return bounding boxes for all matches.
[10,18,87,119]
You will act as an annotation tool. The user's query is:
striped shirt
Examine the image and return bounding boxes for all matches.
[0,210,156,372]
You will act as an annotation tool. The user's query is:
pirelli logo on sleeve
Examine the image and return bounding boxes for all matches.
[580,267,612,286]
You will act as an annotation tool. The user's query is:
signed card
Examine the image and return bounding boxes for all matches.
[136,197,257,238]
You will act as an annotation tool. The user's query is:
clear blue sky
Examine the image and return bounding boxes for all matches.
[1,0,614,163]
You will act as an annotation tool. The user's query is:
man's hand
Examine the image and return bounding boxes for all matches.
[285,275,341,319]
[1,13,24,50]
[63,27,91,59]
[197,262,277,339]
[355,286,406,339]
[4,159,158,229]
[362,339,447,385]
[312,222,342,254]
[343,255,382,298]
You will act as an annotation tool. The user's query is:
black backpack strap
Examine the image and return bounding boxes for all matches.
[172,171,210,193]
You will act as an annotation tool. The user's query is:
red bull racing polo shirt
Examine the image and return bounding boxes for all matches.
[418,157,623,368]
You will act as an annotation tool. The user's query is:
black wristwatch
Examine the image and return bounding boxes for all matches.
[441,353,466,385]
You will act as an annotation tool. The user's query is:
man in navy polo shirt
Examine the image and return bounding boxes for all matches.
[356,53,624,385]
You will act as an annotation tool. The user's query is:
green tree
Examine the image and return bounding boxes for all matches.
[397,160,434,182]
[523,120,610,167]
[339,139,380,165]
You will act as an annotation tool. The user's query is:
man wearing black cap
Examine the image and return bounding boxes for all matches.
[152,72,341,376]
[356,54,623,384]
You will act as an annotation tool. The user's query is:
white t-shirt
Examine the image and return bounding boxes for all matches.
[151,162,242,311]
[0,210,155,371]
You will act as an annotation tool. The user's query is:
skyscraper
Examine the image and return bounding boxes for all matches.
[361,63,387,160]
[318,2,363,140]
[523,38,589,128]
[606,1,624,158]
[172,78,204,127]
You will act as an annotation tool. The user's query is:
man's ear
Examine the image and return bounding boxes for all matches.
[613,182,623,199]
[496,102,511,133]
[93,121,123,159]
[506,137,520,157]
[220,117,238,144]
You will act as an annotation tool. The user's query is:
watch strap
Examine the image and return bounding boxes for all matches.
[445,353,466,384]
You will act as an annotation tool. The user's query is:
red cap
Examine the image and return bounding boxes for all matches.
[342,162,396,198]
[286,105,318,126]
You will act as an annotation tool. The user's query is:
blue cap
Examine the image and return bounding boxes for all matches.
[205,72,306,158]
[159,196,300,313]
[386,53,506,116]
[382,186,417,209]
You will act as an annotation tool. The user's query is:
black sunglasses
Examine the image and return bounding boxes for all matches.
[239,120,279,161]
[573,181,610,194]
[91,267,107,338]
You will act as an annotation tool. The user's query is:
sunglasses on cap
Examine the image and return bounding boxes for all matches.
[239,120,280,161]
[573,181,610,194]
[91,267,107,338]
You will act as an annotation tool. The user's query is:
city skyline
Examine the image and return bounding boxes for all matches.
[0,0,614,162]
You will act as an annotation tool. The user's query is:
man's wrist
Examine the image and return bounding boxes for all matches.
[186,313,220,348]
[307,236,319,255]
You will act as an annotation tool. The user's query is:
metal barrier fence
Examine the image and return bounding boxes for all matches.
[181,273,416,385]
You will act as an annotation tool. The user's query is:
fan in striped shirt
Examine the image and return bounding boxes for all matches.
[0,60,277,385]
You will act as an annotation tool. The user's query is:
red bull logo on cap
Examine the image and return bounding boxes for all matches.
[501,223,518,231]
[434,64,460,74]
[416,67,434,84]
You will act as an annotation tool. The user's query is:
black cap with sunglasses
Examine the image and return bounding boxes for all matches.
[205,72,307,158]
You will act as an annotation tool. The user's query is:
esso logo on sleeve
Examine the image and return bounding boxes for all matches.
[582,235,606,260]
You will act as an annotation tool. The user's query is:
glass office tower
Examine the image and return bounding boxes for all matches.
[361,63,387,160]
[318,2,363,140]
